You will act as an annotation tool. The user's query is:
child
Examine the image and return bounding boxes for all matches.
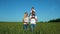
[29,7,35,16]
[30,14,37,32]
[23,12,29,32]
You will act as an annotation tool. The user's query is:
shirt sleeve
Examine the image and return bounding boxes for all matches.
[30,16,31,19]
[27,17,29,22]
[30,10,32,14]
[35,16,37,20]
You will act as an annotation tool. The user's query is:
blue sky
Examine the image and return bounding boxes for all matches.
[0,0,60,22]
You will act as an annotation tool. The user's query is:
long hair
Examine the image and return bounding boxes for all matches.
[24,12,28,18]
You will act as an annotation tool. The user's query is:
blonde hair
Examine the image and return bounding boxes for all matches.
[24,12,28,18]
[23,12,28,22]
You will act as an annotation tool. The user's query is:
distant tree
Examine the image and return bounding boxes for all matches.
[48,18,60,22]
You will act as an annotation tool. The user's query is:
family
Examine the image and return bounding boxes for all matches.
[23,7,38,32]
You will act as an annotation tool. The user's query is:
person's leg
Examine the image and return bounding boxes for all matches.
[27,24,30,31]
[30,24,34,32]
[33,24,36,32]
[33,24,36,30]
[23,24,27,31]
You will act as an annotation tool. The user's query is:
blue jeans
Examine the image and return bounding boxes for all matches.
[30,24,36,31]
[23,24,28,31]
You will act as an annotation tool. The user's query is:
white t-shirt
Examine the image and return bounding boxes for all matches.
[24,17,29,24]
[30,16,37,24]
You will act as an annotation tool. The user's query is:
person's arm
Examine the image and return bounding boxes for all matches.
[23,17,25,23]
[35,16,38,22]
[29,16,31,21]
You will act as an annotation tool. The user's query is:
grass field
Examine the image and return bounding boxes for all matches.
[0,22,60,34]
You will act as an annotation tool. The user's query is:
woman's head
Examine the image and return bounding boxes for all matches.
[24,12,28,18]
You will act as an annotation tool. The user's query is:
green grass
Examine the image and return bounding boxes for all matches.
[0,22,60,34]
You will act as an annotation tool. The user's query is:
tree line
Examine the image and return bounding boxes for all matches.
[48,18,60,22]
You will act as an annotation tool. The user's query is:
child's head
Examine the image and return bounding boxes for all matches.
[32,7,34,9]
[31,7,35,15]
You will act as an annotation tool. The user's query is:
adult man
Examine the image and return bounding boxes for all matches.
[29,7,37,32]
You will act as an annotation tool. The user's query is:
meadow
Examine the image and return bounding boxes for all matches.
[0,22,60,34]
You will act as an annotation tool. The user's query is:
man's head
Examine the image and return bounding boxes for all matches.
[31,7,35,15]
[32,11,35,15]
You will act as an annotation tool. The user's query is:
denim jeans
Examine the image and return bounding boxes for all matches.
[30,24,36,31]
[23,24,28,31]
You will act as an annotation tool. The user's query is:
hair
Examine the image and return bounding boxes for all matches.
[31,7,34,10]
[24,12,28,18]
[25,12,27,14]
